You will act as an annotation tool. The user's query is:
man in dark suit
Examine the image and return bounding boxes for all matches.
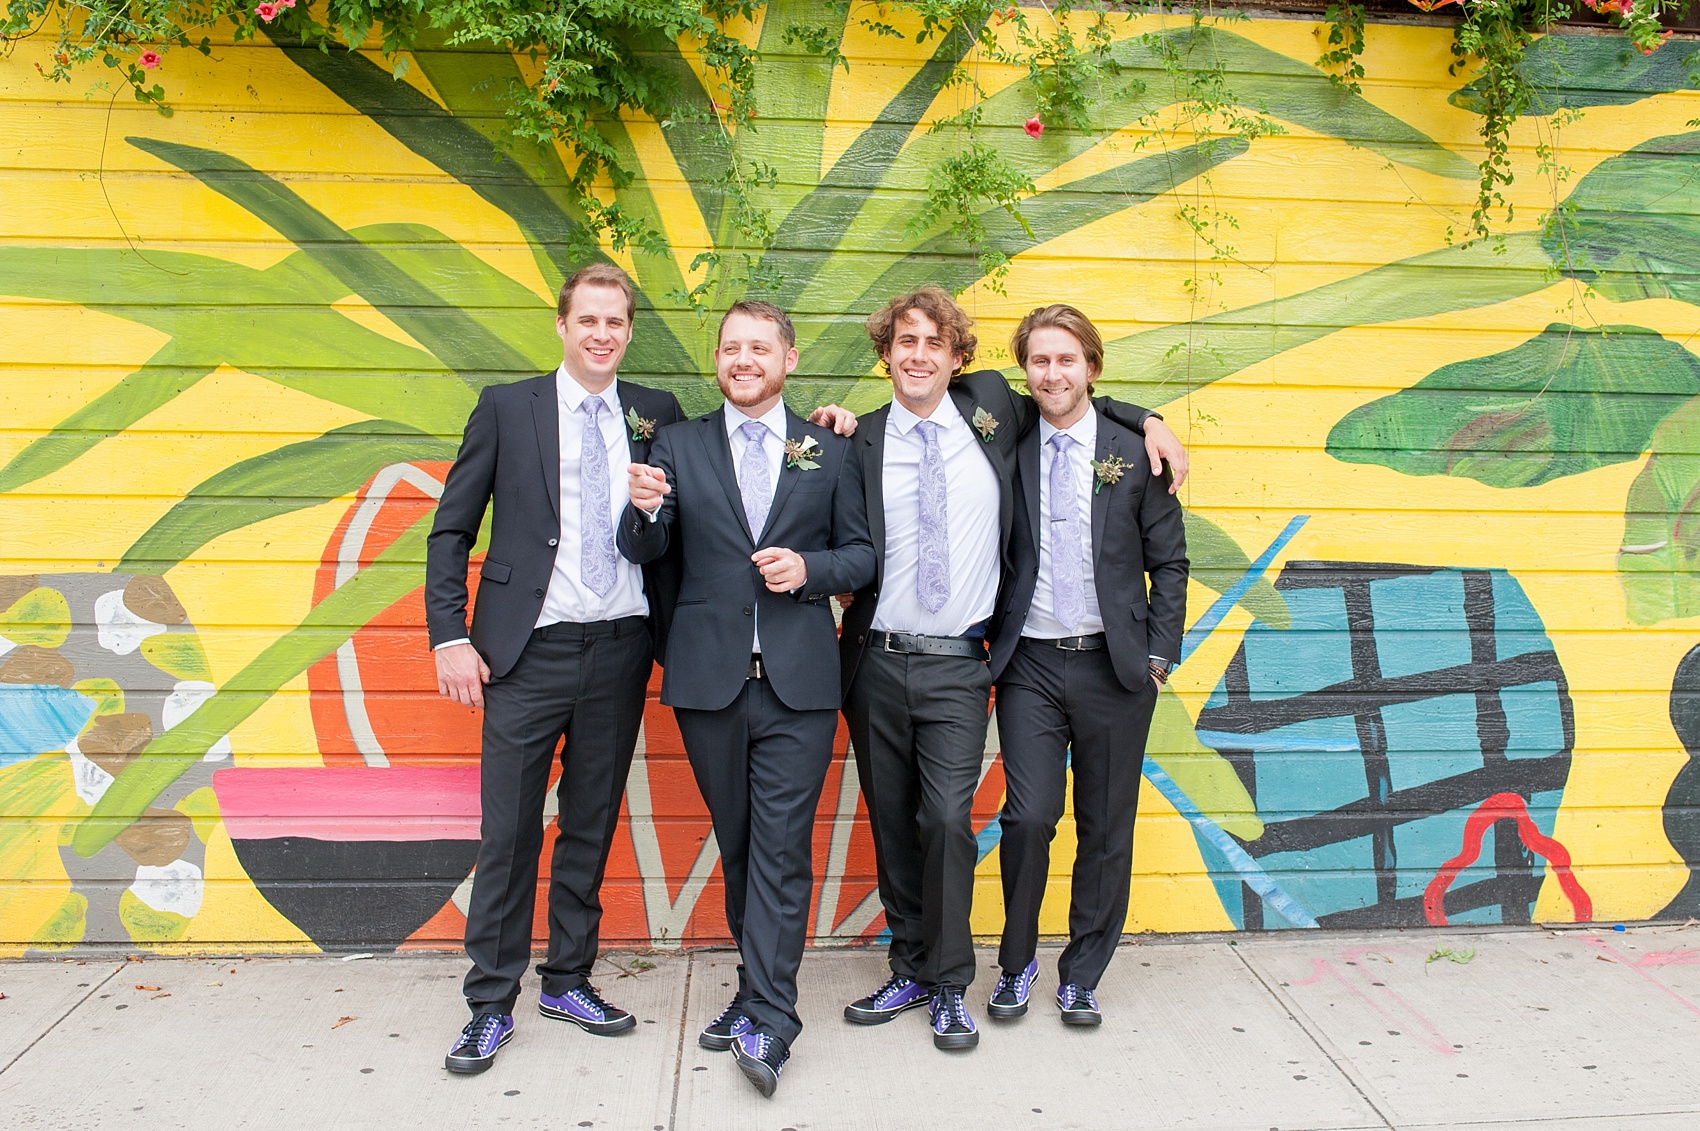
[986,304,1188,1026]
[426,264,686,1074]
[619,300,875,1097]
[835,287,1187,1050]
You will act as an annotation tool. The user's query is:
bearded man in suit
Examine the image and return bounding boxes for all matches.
[985,304,1188,1026]
[619,300,875,1097]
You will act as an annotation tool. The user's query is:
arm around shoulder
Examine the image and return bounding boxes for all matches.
[796,436,876,600]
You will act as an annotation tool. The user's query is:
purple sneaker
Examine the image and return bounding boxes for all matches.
[732,1030,790,1097]
[988,958,1039,1020]
[1057,983,1102,1026]
[445,1011,514,1073]
[929,986,979,1050]
[843,973,929,1025]
[538,983,636,1035]
[698,998,753,1051]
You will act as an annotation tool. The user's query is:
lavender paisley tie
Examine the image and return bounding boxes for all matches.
[915,419,950,614]
[738,420,771,539]
[580,394,616,597]
[1049,432,1086,630]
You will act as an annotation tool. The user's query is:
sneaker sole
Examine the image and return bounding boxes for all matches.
[538,1002,638,1035]
[987,999,1029,1020]
[733,1051,780,1097]
[698,1030,738,1051]
[843,997,929,1025]
[1059,1009,1102,1027]
[933,1028,980,1050]
[444,1026,513,1073]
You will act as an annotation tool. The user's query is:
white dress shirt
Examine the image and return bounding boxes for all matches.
[871,396,1000,637]
[1023,407,1106,639]
[724,399,788,653]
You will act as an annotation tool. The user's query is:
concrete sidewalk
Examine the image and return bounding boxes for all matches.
[2,926,1698,1130]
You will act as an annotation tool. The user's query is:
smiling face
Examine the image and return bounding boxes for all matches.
[715,311,797,417]
[883,308,963,417]
[1023,325,1097,429]
[556,283,632,393]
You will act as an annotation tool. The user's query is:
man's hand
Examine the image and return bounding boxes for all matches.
[436,642,491,709]
[809,404,858,437]
[1142,417,1189,493]
[753,546,808,593]
[628,462,670,511]
[836,591,855,610]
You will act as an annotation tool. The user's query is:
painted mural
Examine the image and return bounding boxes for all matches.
[2,10,1699,952]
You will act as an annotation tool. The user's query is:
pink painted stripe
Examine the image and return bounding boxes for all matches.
[212,767,481,843]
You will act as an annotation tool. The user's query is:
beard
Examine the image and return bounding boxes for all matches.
[718,367,786,411]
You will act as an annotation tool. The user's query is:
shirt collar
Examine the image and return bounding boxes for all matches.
[723,398,789,441]
[1038,405,1098,451]
[556,365,621,416]
[889,394,959,436]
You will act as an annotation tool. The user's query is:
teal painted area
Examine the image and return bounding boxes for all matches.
[1503,683,1568,761]
[1491,572,1550,662]
[1261,838,1381,921]
[1383,696,1484,793]
[0,684,95,768]
[1371,572,1470,678]
[1239,587,1353,700]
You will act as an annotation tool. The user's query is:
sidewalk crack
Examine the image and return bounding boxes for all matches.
[0,961,125,1077]
[666,951,693,1131]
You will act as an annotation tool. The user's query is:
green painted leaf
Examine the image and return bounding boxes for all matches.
[0,587,72,648]
[1328,324,1700,488]
[1621,396,1700,624]
[118,420,457,572]
[73,513,434,858]
[140,634,213,682]
[1183,512,1289,629]
[1453,34,1700,115]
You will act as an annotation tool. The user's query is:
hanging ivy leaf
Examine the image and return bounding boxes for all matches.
[1327,325,1700,489]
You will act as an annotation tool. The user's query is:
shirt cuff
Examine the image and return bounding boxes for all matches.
[641,505,661,522]
[435,638,471,651]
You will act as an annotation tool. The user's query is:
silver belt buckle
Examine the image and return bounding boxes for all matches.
[882,632,903,653]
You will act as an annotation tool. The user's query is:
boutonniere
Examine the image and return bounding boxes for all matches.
[784,435,823,470]
[625,407,656,442]
[1091,455,1128,494]
[971,406,999,443]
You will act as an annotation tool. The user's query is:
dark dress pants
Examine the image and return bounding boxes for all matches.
[844,648,993,990]
[462,617,652,1015]
[675,674,837,1047]
[994,639,1156,990]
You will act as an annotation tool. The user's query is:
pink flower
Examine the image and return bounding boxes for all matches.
[281,0,296,5]
[138,50,161,70]
[1023,115,1044,139]
[255,2,278,19]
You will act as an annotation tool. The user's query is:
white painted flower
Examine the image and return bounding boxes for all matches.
[130,859,203,918]
[66,738,114,805]
[0,635,16,661]
[94,589,166,656]
[162,680,216,730]
[203,735,232,762]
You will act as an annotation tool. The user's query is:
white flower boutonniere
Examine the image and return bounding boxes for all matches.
[784,435,823,470]
[971,406,999,443]
[1091,455,1128,494]
[626,407,656,442]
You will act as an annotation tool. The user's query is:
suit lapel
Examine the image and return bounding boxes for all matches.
[950,383,1015,554]
[616,380,649,463]
[1018,424,1042,560]
[861,405,889,570]
[699,410,753,546]
[531,375,561,522]
[1091,425,1115,567]
[756,409,808,546]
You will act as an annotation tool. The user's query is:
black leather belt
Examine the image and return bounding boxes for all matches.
[867,630,987,660]
[747,654,766,680]
[1032,633,1106,651]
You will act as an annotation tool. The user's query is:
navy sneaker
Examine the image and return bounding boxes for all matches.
[698,998,753,1051]
[731,1030,790,1097]
[1057,983,1102,1026]
[988,958,1039,1020]
[929,986,979,1050]
[538,983,637,1035]
[445,1011,514,1073]
[843,973,929,1025]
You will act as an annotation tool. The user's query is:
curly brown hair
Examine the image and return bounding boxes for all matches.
[865,286,978,379]
[1010,304,1104,378]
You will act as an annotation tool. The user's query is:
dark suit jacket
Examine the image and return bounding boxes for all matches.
[617,406,876,713]
[425,374,685,679]
[989,411,1189,691]
[837,367,1158,698]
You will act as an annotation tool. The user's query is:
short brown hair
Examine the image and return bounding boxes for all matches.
[865,286,978,377]
[719,299,796,350]
[1011,304,1104,379]
[557,263,636,321]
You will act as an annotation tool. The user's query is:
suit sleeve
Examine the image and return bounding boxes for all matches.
[1091,395,1157,434]
[797,440,876,599]
[1139,464,1189,662]
[618,426,678,565]
[425,386,497,648]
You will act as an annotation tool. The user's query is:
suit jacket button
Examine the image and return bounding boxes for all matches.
[857,634,864,645]
[547,538,558,547]
[534,588,545,597]
[743,606,753,616]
